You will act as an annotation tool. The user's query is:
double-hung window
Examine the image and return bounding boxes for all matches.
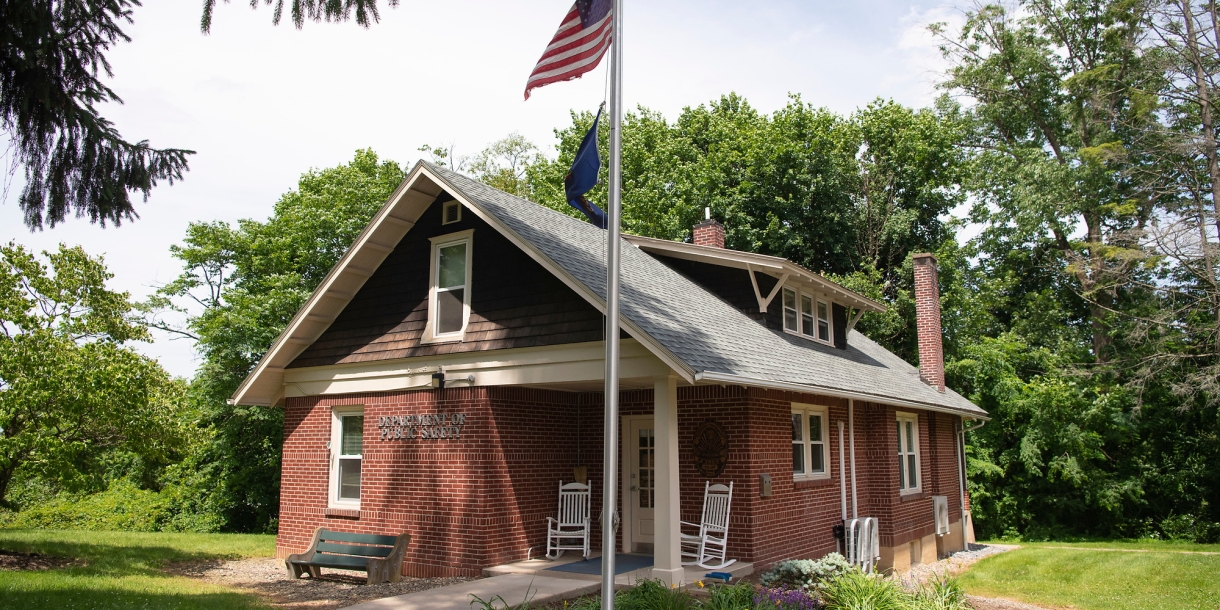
[896,412,920,493]
[782,287,833,345]
[792,404,829,480]
[425,230,474,342]
[330,407,364,507]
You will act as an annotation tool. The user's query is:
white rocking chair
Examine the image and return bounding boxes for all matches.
[546,480,591,560]
[680,481,736,569]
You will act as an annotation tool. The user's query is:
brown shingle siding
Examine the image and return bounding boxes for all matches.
[288,197,604,369]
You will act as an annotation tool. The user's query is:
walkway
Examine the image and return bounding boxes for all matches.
[339,553,754,610]
[339,573,600,610]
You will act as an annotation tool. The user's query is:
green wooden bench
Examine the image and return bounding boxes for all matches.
[285,527,411,585]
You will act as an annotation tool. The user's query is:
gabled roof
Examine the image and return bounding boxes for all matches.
[622,234,886,314]
[231,161,986,419]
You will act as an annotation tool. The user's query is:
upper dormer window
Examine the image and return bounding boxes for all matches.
[782,287,832,345]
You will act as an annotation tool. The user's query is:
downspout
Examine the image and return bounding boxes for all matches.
[958,418,985,544]
[849,399,858,519]
[838,420,847,522]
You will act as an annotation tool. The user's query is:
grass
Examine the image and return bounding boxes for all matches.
[0,528,277,609]
[959,539,1220,610]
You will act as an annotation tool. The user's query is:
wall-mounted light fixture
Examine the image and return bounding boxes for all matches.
[430,366,475,390]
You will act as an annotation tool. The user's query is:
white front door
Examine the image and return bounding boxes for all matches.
[627,417,656,553]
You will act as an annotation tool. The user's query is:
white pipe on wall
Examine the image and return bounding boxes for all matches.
[838,420,847,521]
[849,398,858,519]
[956,417,967,544]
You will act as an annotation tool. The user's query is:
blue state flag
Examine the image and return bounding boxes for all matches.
[564,107,608,229]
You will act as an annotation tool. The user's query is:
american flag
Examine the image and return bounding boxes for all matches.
[524,0,613,100]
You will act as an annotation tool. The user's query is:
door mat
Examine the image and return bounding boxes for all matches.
[545,554,654,575]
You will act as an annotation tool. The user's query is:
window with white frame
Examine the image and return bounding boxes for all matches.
[783,288,800,332]
[425,230,474,341]
[330,407,364,506]
[782,287,833,345]
[896,412,920,492]
[792,404,829,479]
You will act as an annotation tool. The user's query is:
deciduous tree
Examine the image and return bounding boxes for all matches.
[0,243,178,506]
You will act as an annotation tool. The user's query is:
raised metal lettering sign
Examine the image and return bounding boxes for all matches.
[377,413,467,441]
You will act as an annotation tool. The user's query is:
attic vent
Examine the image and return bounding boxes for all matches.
[442,200,462,225]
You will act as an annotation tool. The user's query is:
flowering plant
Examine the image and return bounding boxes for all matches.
[754,586,820,610]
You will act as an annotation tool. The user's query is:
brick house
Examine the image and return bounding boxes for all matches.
[232,161,988,580]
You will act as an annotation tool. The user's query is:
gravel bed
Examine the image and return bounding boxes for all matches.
[904,543,1018,584]
[166,557,475,609]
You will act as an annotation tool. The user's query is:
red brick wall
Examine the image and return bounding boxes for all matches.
[912,253,945,391]
[692,219,725,249]
[277,385,966,576]
[278,386,581,577]
[856,401,964,549]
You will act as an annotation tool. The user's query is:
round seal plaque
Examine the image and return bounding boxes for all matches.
[692,419,729,478]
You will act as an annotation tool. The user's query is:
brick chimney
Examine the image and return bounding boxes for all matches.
[912,253,945,392]
[693,207,725,249]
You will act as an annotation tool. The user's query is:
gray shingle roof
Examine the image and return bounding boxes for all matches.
[428,163,986,418]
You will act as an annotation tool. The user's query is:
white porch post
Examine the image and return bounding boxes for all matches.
[652,374,683,585]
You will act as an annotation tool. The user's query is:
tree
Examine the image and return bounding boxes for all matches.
[934,0,1159,363]
[1,0,192,229]
[0,242,179,506]
[156,149,404,531]
[1129,0,1220,405]
[466,133,545,200]
[200,0,395,33]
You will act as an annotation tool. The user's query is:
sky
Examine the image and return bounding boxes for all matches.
[1,0,963,379]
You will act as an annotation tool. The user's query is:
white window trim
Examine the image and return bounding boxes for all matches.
[329,405,364,509]
[781,286,834,346]
[896,411,921,495]
[422,229,475,344]
[792,403,831,481]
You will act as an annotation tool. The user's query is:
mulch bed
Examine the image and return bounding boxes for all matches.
[0,549,83,571]
[165,557,475,610]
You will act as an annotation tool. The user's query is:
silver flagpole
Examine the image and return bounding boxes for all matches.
[601,0,623,607]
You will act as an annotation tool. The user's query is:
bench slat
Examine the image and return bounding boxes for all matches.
[305,553,371,569]
[319,529,399,546]
[316,541,394,557]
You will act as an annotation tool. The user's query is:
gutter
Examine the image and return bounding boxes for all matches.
[693,371,990,420]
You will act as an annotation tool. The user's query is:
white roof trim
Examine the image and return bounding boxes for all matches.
[231,162,694,406]
[694,371,989,420]
[623,234,886,313]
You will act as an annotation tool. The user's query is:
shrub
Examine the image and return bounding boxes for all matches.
[0,480,223,533]
[1160,514,1220,544]
[912,578,968,610]
[704,581,759,610]
[617,579,695,610]
[1,481,172,532]
[760,553,854,592]
[819,571,908,610]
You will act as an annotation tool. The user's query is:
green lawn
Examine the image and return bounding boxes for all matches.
[0,529,277,609]
[959,539,1220,610]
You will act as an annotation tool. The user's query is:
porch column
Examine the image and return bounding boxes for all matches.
[652,374,683,585]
